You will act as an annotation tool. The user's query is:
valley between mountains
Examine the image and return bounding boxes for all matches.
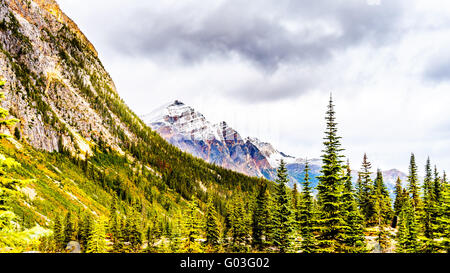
[0,0,448,254]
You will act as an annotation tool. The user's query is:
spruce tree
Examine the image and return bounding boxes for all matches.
[393,177,404,216]
[52,215,65,251]
[87,218,108,253]
[357,154,375,224]
[128,211,143,252]
[436,177,450,252]
[422,158,437,252]
[182,197,203,253]
[63,211,75,245]
[396,198,420,253]
[252,183,271,251]
[316,95,346,253]
[373,169,393,226]
[292,183,301,230]
[205,196,220,251]
[79,212,93,252]
[341,161,366,253]
[299,160,317,253]
[273,160,294,253]
[407,153,420,209]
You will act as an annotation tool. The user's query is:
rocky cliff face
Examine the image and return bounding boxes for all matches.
[0,0,143,159]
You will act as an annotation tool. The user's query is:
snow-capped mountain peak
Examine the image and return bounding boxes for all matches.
[245,137,296,168]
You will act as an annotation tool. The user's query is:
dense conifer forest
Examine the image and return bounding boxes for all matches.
[1,80,448,253]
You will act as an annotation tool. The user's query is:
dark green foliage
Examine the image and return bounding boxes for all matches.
[299,160,317,253]
[52,216,64,251]
[397,198,421,253]
[341,162,366,253]
[393,177,406,216]
[408,154,420,209]
[272,160,294,253]
[436,178,450,252]
[357,154,375,224]
[78,212,93,252]
[316,95,346,253]
[205,197,220,250]
[251,182,272,251]
[182,197,203,253]
[63,211,76,245]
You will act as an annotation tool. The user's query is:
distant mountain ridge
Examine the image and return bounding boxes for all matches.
[143,100,408,194]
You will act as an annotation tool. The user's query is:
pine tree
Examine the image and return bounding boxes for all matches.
[341,161,366,253]
[252,182,271,251]
[408,153,420,209]
[373,169,393,226]
[87,218,108,253]
[433,167,442,203]
[182,197,203,253]
[393,177,404,216]
[52,215,65,251]
[436,177,450,252]
[228,192,250,252]
[79,212,93,252]
[316,95,346,253]
[128,211,143,252]
[396,198,420,253]
[298,160,317,253]
[422,157,437,252]
[273,160,294,253]
[205,196,220,251]
[63,211,76,245]
[292,183,301,230]
[357,154,375,224]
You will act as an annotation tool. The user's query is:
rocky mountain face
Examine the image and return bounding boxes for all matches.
[143,100,275,178]
[0,0,269,236]
[143,100,321,186]
[0,0,140,159]
[144,101,408,194]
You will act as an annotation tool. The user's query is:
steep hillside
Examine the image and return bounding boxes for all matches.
[0,0,270,251]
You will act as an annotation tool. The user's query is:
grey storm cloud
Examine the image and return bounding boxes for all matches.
[108,0,405,70]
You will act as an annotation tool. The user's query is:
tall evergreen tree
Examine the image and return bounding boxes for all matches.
[63,211,76,245]
[252,183,271,251]
[128,211,143,252]
[407,153,420,209]
[373,169,392,252]
[422,158,437,252]
[357,154,375,224]
[299,160,317,253]
[341,161,366,253]
[205,196,220,251]
[373,169,393,226]
[396,198,420,253]
[436,177,450,252]
[316,95,346,253]
[393,177,405,216]
[433,167,442,203]
[292,183,301,229]
[52,215,65,251]
[87,218,108,253]
[182,197,203,253]
[79,212,93,252]
[273,160,294,253]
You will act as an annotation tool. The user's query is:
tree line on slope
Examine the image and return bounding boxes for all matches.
[31,96,450,253]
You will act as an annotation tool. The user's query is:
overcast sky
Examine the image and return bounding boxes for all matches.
[57,0,450,175]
